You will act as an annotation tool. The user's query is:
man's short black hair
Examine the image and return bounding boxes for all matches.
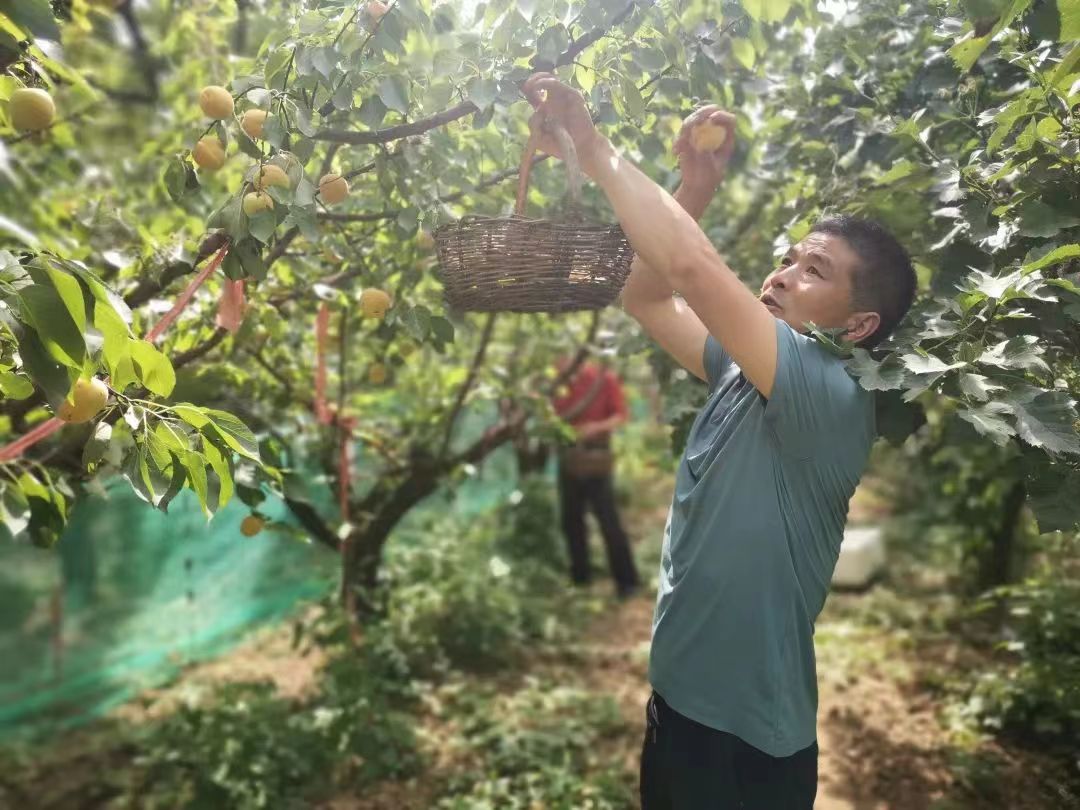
[811,215,916,348]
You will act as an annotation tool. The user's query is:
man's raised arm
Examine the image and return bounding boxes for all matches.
[523,74,780,398]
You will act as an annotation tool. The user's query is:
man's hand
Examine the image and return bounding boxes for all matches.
[674,105,737,194]
[521,73,611,174]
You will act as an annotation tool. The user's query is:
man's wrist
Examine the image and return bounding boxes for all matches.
[674,182,719,219]
[581,134,617,180]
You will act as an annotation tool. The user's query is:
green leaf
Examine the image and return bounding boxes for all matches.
[958,401,1016,445]
[1023,453,1080,532]
[0,371,33,399]
[731,38,756,70]
[182,451,210,517]
[1016,200,1080,237]
[163,156,200,202]
[1009,390,1080,454]
[466,76,498,110]
[0,0,61,41]
[959,373,1005,401]
[948,0,1033,71]
[203,438,234,512]
[81,421,112,469]
[19,284,85,367]
[233,239,267,281]
[130,339,176,397]
[377,75,410,114]
[264,47,293,90]
[978,335,1048,372]
[247,210,277,244]
[620,74,644,119]
[901,353,964,375]
[209,197,248,242]
[741,0,793,23]
[401,305,431,341]
[205,409,260,461]
[43,262,87,335]
[535,25,569,66]
[1028,0,1080,42]
[430,316,455,346]
[847,349,905,391]
[1021,243,1080,274]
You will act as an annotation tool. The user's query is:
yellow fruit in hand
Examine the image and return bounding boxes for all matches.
[416,230,436,251]
[199,85,234,119]
[57,377,109,424]
[253,164,290,191]
[241,109,268,139]
[359,288,391,319]
[243,191,274,215]
[240,515,264,537]
[318,173,350,205]
[9,88,56,132]
[368,363,388,385]
[192,137,227,171]
[690,121,728,152]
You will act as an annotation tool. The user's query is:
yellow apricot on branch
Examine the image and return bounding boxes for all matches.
[240,514,265,536]
[192,137,227,171]
[9,88,56,132]
[690,121,728,152]
[318,173,350,205]
[253,164,290,191]
[57,377,109,424]
[242,191,274,215]
[241,109,269,139]
[416,229,436,251]
[199,85,234,120]
[368,363,388,385]
[359,288,391,319]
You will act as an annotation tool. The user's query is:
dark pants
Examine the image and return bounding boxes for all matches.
[557,471,640,595]
[640,691,818,810]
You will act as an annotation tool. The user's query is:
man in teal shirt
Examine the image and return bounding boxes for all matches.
[522,75,916,808]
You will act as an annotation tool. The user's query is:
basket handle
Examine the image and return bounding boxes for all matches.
[514,120,583,216]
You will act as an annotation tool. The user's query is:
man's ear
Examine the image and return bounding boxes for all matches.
[845,311,881,344]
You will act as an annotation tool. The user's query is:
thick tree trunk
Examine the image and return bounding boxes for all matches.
[340,470,441,616]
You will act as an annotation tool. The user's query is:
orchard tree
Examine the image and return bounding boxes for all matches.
[1,0,1078,609]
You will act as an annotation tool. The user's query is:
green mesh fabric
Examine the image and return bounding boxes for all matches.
[0,427,520,741]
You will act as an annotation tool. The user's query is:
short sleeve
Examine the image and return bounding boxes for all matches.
[703,335,731,393]
[765,320,872,459]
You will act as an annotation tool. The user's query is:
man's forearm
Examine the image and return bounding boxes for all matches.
[621,183,717,307]
[586,137,720,293]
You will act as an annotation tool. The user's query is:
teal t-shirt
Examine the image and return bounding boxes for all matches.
[648,319,874,757]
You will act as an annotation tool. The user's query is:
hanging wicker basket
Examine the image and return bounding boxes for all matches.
[433,123,634,313]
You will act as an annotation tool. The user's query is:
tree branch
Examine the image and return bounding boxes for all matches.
[284,495,341,551]
[314,101,479,145]
[537,0,644,71]
[172,327,229,369]
[438,312,497,459]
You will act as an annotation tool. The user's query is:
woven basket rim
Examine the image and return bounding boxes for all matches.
[433,214,624,233]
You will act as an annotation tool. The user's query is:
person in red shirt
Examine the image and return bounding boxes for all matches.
[552,356,641,599]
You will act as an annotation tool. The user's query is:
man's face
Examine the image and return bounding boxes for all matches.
[758,232,877,342]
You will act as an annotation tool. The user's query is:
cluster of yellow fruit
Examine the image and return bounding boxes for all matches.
[359,288,392,385]
[8,87,56,132]
[193,85,354,214]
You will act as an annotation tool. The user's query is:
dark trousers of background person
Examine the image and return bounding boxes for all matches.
[640,691,818,810]
[557,471,640,596]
